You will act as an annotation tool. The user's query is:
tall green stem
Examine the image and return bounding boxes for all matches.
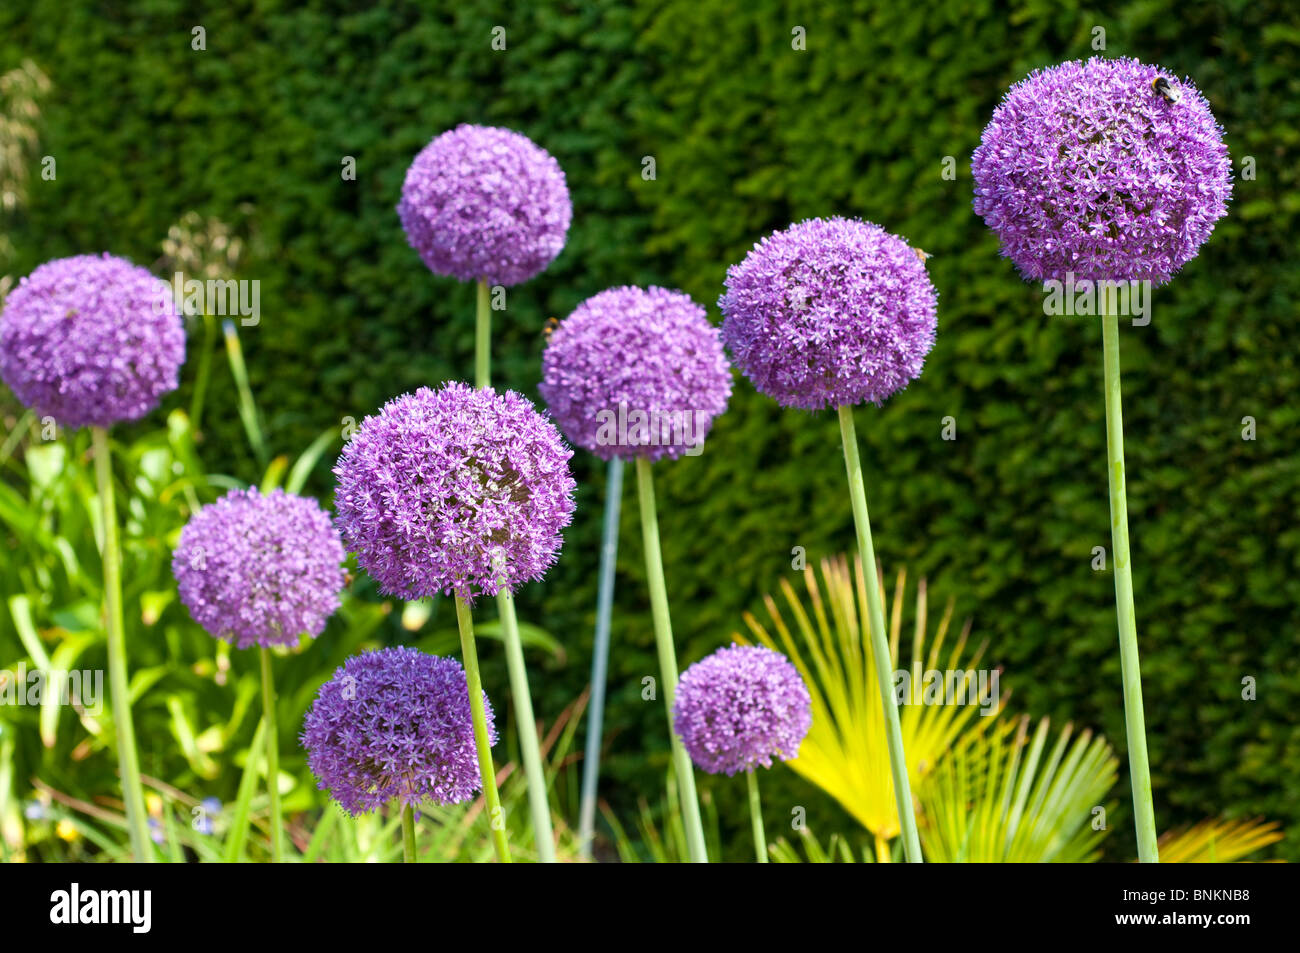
[578,455,624,857]
[455,594,511,863]
[1101,305,1160,863]
[634,456,708,863]
[836,405,923,863]
[746,769,767,863]
[402,803,417,863]
[259,646,282,863]
[472,276,556,862]
[498,590,556,862]
[475,278,491,390]
[92,427,151,862]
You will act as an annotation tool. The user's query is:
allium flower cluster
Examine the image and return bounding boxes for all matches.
[172,488,346,649]
[0,253,185,429]
[673,644,812,776]
[972,57,1232,285]
[719,218,937,410]
[333,382,576,601]
[538,286,732,463]
[301,647,494,814]
[397,124,571,286]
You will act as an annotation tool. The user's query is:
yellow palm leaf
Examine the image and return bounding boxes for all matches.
[1156,817,1284,863]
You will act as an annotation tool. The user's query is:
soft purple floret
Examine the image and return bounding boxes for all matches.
[673,644,812,776]
[172,488,346,649]
[333,382,576,602]
[397,124,572,286]
[538,286,732,462]
[972,57,1232,285]
[0,253,185,429]
[719,218,937,410]
[301,647,495,814]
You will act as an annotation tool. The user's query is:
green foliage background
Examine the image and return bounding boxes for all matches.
[1,0,1296,859]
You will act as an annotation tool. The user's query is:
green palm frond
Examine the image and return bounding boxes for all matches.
[920,715,1117,862]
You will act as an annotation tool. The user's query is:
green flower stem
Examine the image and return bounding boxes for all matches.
[577,455,624,857]
[634,456,708,863]
[472,276,556,862]
[746,769,767,863]
[475,278,491,390]
[455,594,511,863]
[836,404,923,864]
[91,427,151,862]
[498,589,557,862]
[402,803,417,863]
[1100,304,1160,863]
[259,646,282,863]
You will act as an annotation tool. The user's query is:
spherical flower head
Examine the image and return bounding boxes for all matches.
[719,218,937,411]
[538,286,732,462]
[172,487,346,649]
[301,647,495,814]
[334,382,576,601]
[397,124,572,286]
[673,643,812,776]
[972,57,1232,285]
[0,253,185,429]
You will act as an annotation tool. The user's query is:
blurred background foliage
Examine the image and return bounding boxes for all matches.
[0,0,1296,860]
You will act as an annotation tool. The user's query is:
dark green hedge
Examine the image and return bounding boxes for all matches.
[3,0,1296,859]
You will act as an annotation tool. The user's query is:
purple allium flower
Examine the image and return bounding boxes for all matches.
[972,57,1232,285]
[397,124,572,287]
[719,218,938,411]
[333,382,576,601]
[673,644,812,776]
[538,286,732,462]
[172,488,346,649]
[301,647,495,814]
[0,253,185,430]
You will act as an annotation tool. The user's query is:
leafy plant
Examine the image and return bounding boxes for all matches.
[599,764,722,864]
[769,827,874,863]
